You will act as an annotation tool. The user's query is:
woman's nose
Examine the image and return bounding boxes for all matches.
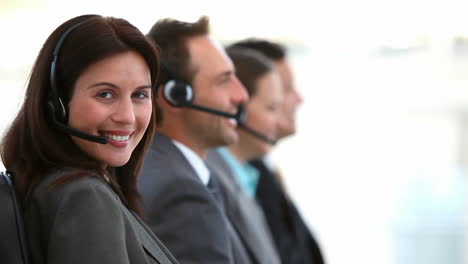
[112,98,135,124]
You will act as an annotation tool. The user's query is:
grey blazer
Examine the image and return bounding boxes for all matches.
[24,170,178,264]
[206,150,281,264]
[139,133,251,264]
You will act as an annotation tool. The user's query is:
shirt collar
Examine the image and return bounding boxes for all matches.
[261,154,275,172]
[172,140,210,186]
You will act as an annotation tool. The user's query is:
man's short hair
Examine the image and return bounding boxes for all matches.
[228,38,286,61]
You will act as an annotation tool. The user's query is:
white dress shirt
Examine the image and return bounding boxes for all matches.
[172,140,210,186]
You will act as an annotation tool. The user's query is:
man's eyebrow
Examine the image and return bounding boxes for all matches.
[217,70,233,78]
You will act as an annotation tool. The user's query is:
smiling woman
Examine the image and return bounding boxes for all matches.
[68,51,153,168]
[0,14,178,264]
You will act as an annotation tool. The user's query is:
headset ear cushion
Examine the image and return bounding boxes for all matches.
[47,98,67,122]
[47,99,56,118]
[163,80,194,107]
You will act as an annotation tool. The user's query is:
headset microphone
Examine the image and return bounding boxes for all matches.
[47,20,108,144]
[237,124,277,145]
[48,105,108,144]
[186,104,239,120]
[162,79,245,124]
[161,62,275,145]
[235,107,276,146]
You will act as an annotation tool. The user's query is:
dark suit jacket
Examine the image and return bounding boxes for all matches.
[139,133,250,264]
[24,169,178,264]
[206,150,281,264]
[251,159,325,264]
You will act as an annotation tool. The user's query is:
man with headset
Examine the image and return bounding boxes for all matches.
[138,17,252,263]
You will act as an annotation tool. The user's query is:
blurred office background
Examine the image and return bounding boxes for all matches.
[1,0,468,263]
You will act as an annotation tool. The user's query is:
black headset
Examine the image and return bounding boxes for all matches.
[160,60,194,107]
[47,20,108,144]
[160,59,276,145]
[160,60,247,121]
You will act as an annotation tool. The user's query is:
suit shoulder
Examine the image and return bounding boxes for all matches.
[140,147,203,188]
[30,170,115,212]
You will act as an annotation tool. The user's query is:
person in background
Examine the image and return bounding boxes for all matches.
[0,14,178,264]
[138,16,251,263]
[206,47,283,264]
[229,38,325,264]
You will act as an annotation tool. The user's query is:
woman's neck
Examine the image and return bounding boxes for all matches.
[227,144,249,164]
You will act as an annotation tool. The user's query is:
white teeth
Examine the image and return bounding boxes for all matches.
[104,134,130,142]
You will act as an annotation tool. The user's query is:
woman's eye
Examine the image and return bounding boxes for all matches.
[97,91,113,99]
[133,91,150,99]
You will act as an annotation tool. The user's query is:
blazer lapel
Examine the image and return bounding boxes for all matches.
[118,200,176,264]
[131,210,179,264]
[207,151,265,264]
[224,189,264,264]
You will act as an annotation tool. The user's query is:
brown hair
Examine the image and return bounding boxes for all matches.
[146,16,209,125]
[0,14,160,216]
[226,47,274,96]
[228,38,286,61]
[147,16,209,86]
